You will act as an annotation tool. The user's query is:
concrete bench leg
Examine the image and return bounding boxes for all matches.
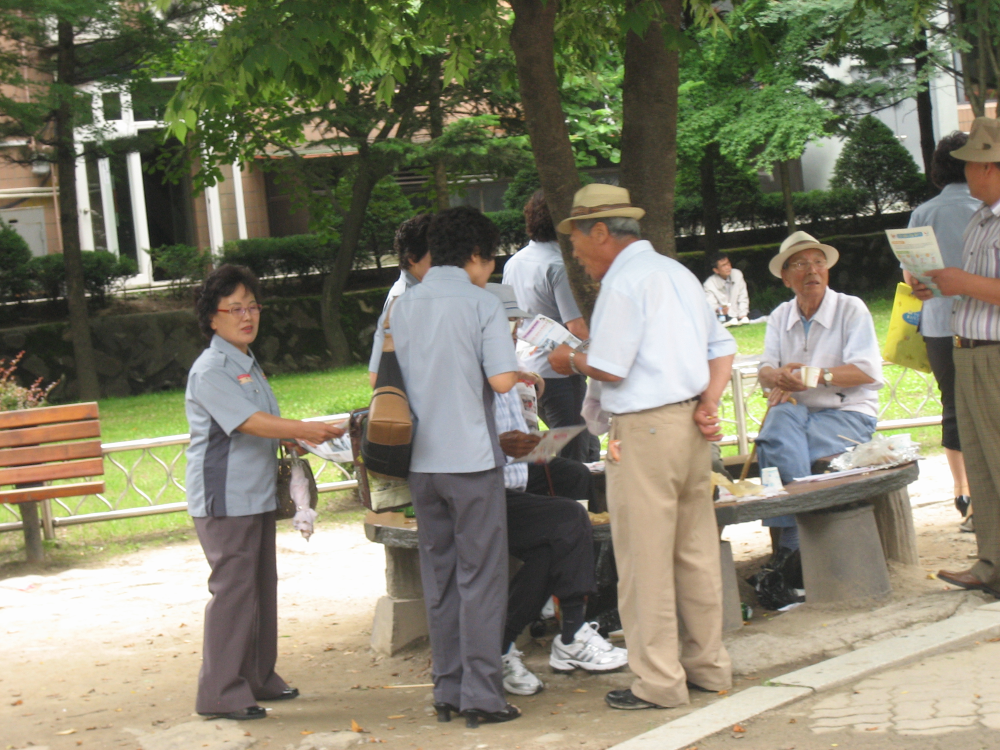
[370,546,428,656]
[872,487,919,566]
[719,540,743,632]
[796,503,891,604]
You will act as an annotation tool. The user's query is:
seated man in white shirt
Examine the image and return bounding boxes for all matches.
[486,283,626,696]
[756,232,884,555]
[703,253,750,326]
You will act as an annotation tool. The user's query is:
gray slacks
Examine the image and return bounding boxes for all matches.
[193,511,288,714]
[408,468,508,712]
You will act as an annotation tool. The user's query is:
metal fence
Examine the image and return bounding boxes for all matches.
[1,361,944,536]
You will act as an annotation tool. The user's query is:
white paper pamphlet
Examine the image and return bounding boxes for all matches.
[518,315,583,352]
[885,226,947,297]
[512,424,587,464]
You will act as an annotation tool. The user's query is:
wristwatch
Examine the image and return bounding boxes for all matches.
[822,368,833,385]
[569,350,582,375]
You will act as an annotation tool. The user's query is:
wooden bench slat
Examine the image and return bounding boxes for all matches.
[0,457,105,486]
[0,440,104,468]
[0,481,105,504]
[0,420,101,449]
[0,402,99,430]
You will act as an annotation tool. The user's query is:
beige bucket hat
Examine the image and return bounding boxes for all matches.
[556,184,646,234]
[950,117,1000,163]
[768,231,840,278]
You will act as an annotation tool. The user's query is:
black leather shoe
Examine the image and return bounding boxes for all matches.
[260,687,299,701]
[462,703,521,728]
[605,688,667,710]
[434,702,459,722]
[938,569,1000,597]
[198,706,266,720]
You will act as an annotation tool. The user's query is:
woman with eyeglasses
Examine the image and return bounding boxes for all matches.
[185,264,343,721]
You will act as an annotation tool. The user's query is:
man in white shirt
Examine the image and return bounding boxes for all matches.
[548,183,736,711]
[756,232,884,555]
[703,253,750,326]
[503,190,594,461]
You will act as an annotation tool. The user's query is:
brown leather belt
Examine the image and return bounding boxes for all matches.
[954,336,1000,349]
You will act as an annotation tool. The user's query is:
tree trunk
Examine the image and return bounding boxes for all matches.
[778,160,797,232]
[56,19,100,401]
[428,59,450,212]
[320,163,383,366]
[620,0,681,258]
[509,0,597,319]
[700,142,721,253]
[912,30,937,186]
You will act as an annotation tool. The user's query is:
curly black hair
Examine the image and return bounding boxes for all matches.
[428,206,500,268]
[193,264,262,340]
[933,132,970,188]
[524,190,557,243]
[395,214,432,270]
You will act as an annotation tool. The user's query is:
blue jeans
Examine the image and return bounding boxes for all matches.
[756,402,877,529]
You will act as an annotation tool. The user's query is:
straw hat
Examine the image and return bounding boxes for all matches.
[950,117,1000,163]
[556,184,646,234]
[485,283,530,318]
[768,231,839,278]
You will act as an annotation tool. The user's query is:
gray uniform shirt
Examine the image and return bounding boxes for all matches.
[502,240,582,379]
[389,265,519,473]
[369,269,420,375]
[185,335,280,517]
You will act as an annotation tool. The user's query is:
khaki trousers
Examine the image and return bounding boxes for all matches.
[954,346,1000,585]
[606,401,732,707]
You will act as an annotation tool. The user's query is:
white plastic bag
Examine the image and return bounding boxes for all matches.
[290,458,318,540]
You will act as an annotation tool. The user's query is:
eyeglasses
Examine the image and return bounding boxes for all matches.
[784,259,827,271]
[217,304,263,318]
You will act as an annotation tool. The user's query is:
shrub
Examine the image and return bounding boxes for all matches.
[28,250,137,305]
[0,351,57,411]
[221,235,337,279]
[486,209,528,252]
[0,220,33,303]
[150,244,207,285]
[831,115,924,215]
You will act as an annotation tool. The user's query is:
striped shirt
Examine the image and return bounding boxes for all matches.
[494,389,529,491]
[953,198,1000,340]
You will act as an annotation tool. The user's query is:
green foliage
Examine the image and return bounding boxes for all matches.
[221,235,338,280]
[831,115,923,214]
[330,177,413,268]
[150,244,207,295]
[485,209,529,252]
[503,168,542,211]
[28,251,138,305]
[0,220,32,302]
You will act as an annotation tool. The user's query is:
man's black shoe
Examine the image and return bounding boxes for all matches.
[198,706,266,720]
[605,688,667,710]
[260,687,299,701]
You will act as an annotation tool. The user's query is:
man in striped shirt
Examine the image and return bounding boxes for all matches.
[913,117,1000,597]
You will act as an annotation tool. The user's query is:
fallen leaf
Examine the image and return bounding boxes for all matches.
[56,729,77,735]
[351,719,364,733]
[572,689,587,693]
[788,718,797,724]
[732,724,746,733]
[301,730,314,735]
[866,727,878,731]
[717,690,728,696]
[387,715,405,719]
[11,699,22,706]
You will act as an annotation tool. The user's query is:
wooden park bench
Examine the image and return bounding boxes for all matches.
[0,402,105,562]
[363,461,920,655]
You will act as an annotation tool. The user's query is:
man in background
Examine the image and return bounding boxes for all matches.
[703,253,750,326]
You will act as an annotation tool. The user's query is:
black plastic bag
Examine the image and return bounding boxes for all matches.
[747,548,805,610]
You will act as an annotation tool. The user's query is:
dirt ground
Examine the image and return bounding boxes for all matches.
[0,455,990,750]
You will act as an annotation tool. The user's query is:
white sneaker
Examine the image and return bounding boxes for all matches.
[502,646,543,695]
[549,622,628,673]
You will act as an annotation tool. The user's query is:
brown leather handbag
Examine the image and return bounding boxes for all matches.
[360,300,412,479]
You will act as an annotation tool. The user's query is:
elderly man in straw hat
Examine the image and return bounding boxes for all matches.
[547,183,736,710]
[911,117,1000,598]
[754,232,883,560]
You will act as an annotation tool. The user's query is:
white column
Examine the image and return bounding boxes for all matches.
[75,145,95,251]
[231,162,248,240]
[204,182,225,256]
[96,157,119,254]
[126,151,152,279]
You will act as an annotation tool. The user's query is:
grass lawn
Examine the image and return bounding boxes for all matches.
[2,289,945,566]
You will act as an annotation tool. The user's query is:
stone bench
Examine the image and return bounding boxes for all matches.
[364,461,920,654]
